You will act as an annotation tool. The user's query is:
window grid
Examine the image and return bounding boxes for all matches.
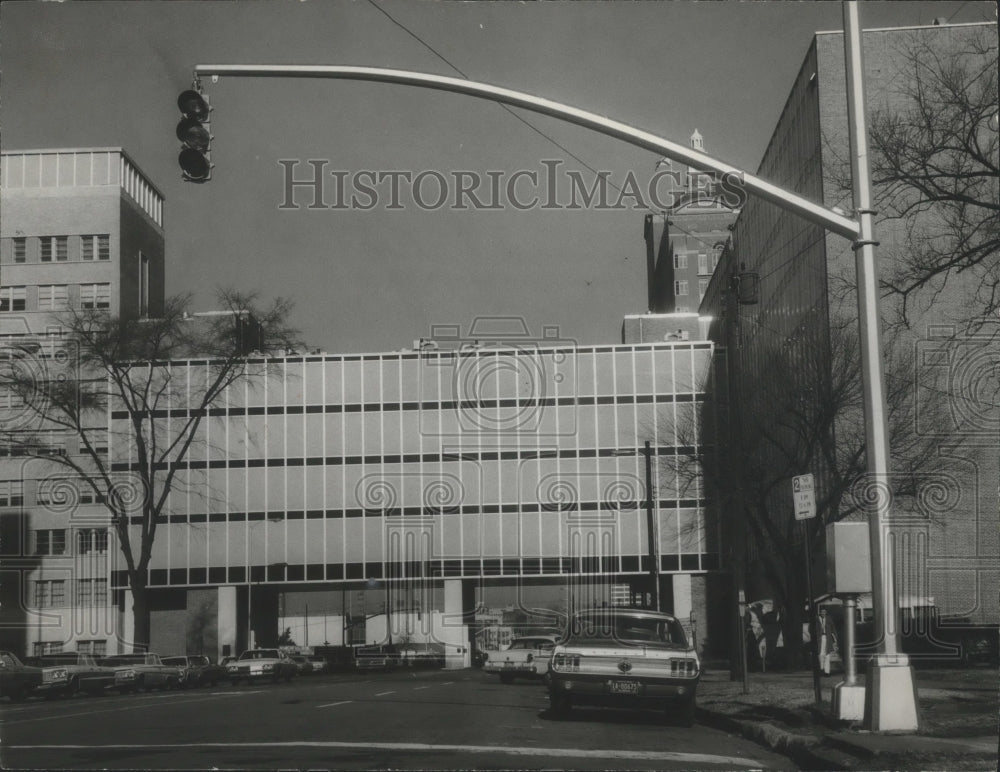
[80,283,111,310]
[37,284,69,311]
[0,480,24,507]
[13,238,26,263]
[40,236,68,262]
[674,280,689,296]
[673,253,688,270]
[34,579,66,608]
[32,641,64,656]
[0,286,26,312]
[33,529,67,555]
[77,639,107,655]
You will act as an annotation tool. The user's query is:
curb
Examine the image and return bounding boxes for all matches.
[696,708,863,770]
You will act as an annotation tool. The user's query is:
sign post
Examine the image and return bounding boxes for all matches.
[793,474,822,705]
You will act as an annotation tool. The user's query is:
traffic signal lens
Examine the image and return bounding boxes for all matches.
[177,89,209,121]
[178,148,211,182]
[176,118,211,151]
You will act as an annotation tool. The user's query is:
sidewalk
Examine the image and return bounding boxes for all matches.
[696,665,998,770]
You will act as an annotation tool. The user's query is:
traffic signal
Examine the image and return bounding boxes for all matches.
[176,88,212,182]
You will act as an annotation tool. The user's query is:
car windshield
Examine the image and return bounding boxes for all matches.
[195,656,210,666]
[40,655,79,665]
[567,612,689,648]
[240,649,279,660]
[509,639,553,650]
[161,657,186,666]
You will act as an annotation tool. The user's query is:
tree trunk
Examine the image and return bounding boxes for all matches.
[130,582,151,652]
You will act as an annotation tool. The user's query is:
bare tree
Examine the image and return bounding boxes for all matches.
[833,27,999,326]
[0,289,299,650]
[664,320,945,664]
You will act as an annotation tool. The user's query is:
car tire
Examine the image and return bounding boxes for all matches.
[549,692,571,717]
[499,673,515,684]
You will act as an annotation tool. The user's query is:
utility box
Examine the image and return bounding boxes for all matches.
[826,522,872,594]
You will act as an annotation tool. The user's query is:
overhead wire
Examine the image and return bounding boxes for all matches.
[363,0,730,255]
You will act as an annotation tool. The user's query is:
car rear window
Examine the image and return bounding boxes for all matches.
[567,613,689,648]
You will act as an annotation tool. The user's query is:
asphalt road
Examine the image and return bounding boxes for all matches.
[2,669,794,770]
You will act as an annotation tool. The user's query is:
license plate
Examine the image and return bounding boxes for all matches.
[608,679,641,695]
[503,662,518,669]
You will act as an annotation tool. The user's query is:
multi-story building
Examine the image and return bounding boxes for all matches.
[700,21,999,640]
[645,131,740,315]
[1,148,728,662]
[0,148,165,655]
[109,312,727,662]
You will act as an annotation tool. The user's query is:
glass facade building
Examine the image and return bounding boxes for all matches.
[111,339,719,593]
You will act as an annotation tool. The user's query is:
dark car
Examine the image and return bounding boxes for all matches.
[162,655,227,688]
[548,608,701,726]
[0,650,43,702]
[33,652,115,697]
[354,645,401,671]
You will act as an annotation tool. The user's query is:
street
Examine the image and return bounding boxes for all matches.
[2,669,793,770]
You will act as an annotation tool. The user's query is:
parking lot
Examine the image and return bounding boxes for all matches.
[2,667,795,770]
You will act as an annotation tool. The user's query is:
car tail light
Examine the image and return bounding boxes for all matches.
[553,654,581,672]
[670,659,698,676]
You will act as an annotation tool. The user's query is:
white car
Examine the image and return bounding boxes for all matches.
[548,608,700,725]
[482,635,558,684]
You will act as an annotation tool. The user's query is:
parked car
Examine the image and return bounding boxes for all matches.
[0,651,42,702]
[307,655,329,674]
[101,652,180,693]
[354,645,401,671]
[226,649,297,684]
[162,655,227,688]
[483,635,559,683]
[33,652,115,697]
[290,655,314,675]
[548,608,700,726]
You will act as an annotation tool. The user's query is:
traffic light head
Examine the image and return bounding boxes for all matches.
[176,88,212,182]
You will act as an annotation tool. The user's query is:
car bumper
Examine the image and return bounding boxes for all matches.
[549,672,698,706]
[483,662,538,675]
[34,680,71,695]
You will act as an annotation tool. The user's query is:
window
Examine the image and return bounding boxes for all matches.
[698,252,710,274]
[0,286,26,312]
[37,285,69,311]
[80,283,111,310]
[81,235,110,261]
[34,580,66,608]
[78,528,108,554]
[0,480,24,507]
[76,579,108,607]
[32,641,64,656]
[675,305,689,313]
[699,278,710,298]
[673,253,688,270]
[40,236,68,262]
[139,252,149,317]
[33,529,67,555]
[77,639,107,656]
[674,280,689,296]
[13,238,26,263]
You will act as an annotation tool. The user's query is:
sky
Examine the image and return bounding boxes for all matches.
[2,0,994,354]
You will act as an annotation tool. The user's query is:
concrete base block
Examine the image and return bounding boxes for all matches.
[831,682,866,721]
[864,655,919,732]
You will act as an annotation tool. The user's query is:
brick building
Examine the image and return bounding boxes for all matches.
[700,21,999,636]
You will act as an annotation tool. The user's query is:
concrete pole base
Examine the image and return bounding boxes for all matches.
[832,681,866,721]
[863,655,919,731]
